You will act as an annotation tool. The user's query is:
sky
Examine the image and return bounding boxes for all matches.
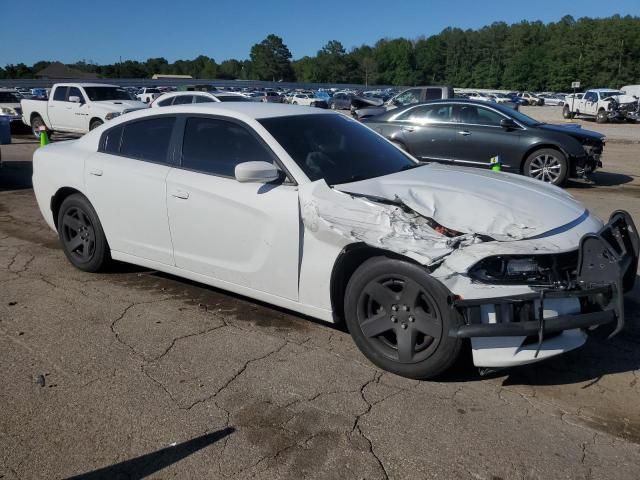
[1,0,638,66]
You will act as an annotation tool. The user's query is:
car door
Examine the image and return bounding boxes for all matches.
[449,104,523,172]
[390,104,457,163]
[84,116,177,265]
[166,115,300,300]
[583,92,599,115]
[47,86,71,129]
[65,86,89,131]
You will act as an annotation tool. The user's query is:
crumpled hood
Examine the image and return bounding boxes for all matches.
[335,163,587,241]
[93,100,148,112]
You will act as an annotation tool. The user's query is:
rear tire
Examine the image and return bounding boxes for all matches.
[523,148,568,186]
[57,194,110,272]
[90,119,103,131]
[344,257,463,379]
[562,106,574,119]
[31,115,47,139]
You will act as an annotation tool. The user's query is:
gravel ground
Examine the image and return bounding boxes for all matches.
[0,128,639,479]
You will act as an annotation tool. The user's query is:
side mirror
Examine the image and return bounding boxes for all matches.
[500,118,518,129]
[235,161,280,183]
[68,96,82,103]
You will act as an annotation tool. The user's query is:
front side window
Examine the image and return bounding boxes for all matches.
[260,114,416,185]
[475,107,504,126]
[67,87,83,102]
[457,105,504,126]
[394,89,421,106]
[119,117,176,163]
[53,87,67,101]
[181,117,273,177]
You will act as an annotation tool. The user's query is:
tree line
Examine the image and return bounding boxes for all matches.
[2,15,639,90]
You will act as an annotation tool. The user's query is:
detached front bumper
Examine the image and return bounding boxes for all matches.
[450,211,639,348]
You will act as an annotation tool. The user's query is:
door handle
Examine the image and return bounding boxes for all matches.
[458,131,472,136]
[402,126,415,132]
[88,168,103,176]
[171,190,189,199]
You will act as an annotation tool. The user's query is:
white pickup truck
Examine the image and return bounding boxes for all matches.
[21,83,147,138]
[562,88,639,123]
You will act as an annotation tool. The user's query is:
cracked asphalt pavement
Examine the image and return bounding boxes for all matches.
[1,136,640,479]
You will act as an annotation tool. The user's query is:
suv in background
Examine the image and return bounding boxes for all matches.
[353,86,454,119]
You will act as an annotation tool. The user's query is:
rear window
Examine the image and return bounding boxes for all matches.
[53,87,67,101]
[118,117,176,163]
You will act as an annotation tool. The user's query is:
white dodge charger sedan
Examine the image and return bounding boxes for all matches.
[32,103,638,379]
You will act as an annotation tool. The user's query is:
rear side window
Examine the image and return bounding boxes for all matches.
[181,117,272,177]
[67,87,83,102]
[157,97,174,107]
[53,87,67,101]
[102,126,123,154]
[119,117,176,163]
[172,95,194,105]
[425,88,442,101]
[195,96,215,103]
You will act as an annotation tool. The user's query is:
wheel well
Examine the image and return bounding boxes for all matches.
[329,243,419,323]
[90,117,103,127]
[520,144,566,173]
[51,187,82,228]
[30,112,42,123]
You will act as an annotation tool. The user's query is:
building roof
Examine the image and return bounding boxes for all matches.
[152,74,193,79]
[35,62,98,80]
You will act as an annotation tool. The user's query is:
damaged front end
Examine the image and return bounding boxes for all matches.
[450,211,638,365]
[606,97,640,122]
[300,173,638,368]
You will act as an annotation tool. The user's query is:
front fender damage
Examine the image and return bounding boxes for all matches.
[299,180,485,267]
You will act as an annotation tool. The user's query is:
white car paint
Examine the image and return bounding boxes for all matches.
[20,83,147,135]
[136,88,162,104]
[290,94,323,106]
[151,91,249,107]
[31,103,634,373]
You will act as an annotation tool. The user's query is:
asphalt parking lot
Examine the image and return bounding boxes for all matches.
[1,115,640,479]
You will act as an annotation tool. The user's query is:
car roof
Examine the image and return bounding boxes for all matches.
[110,102,335,124]
[589,88,623,92]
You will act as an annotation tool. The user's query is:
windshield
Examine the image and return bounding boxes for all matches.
[0,92,20,103]
[259,114,417,185]
[599,91,622,98]
[84,87,132,101]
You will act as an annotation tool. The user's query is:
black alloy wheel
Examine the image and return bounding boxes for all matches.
[345,257,462,379]
[57,194,110,272]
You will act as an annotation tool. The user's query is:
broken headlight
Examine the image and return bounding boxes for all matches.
[468,251,579,285]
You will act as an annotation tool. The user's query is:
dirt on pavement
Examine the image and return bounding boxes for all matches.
[1,133,640,479]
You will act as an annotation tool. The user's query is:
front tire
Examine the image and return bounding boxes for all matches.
[523,148,568,185]
[57,194,110,272]
[596,110,608,124]
[344,257,463,379]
